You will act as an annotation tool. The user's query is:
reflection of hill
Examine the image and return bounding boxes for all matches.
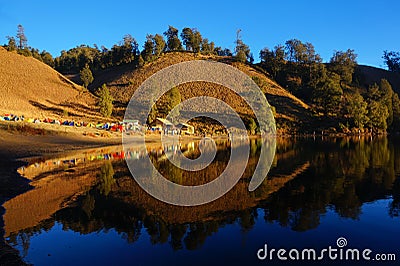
[3,162,101,237]
[107,159,310,225]
[3,141,307,238]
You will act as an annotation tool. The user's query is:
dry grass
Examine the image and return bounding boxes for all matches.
[0,47,100,120]
[91,52,312,131]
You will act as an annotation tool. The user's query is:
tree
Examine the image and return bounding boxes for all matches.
[97,84,113,117]
[121,34,139,64]
[312,73,343,115]
[379,79,394,127]
[137,54,145,67]
[285,39,307,63]
[165,87,181,123]
[6,36,17,51]
[215,47,232,56]
[181,27,194,51]
[236,50,247,63]
[147,102,158,125]
[41,50,54,67]
[141,34,155,62]
[260,44,285,78]
[200,38,214,54]
[383,50,400,72]
[235,29,250,62]
[367,100,389,130]
[181,28,202,53]
[247,118,258,134]
[328,49,357,85]
[392,93,400,130]
[345,92,369,128]
[191,30,202,53]
[16,24,28,50]
[153,34,166,57]
[163,26,182,51]
[79,64,94,88]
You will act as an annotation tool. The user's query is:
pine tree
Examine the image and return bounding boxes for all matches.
[165,87,181,123]
[97,84,114,117]
[163,26,182,51]
[16,24,28,50]
[137,54,145,67]
[80,64,94,88]
[345,92,369,128]
[6,36,17,51]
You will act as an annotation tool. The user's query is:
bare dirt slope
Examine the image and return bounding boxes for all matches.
[0,47,98,120]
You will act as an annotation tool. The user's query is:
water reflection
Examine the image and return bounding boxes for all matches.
[3,137,400,265]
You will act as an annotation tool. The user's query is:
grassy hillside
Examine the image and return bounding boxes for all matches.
[0,47,99,120]
[90,52,312,133]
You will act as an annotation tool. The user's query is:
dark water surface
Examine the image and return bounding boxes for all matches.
[3,137,400,265]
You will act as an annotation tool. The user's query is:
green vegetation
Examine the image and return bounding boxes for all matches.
[5,25,54,66]
[164,87,181,123]
[97,161,115,196]
[147,102,159,125]
[259,38,400,133]
[164,26,183,51]
[234,29,251,63]
[97,84,113,117]
[79,64,93,88]
[383,50,400,72]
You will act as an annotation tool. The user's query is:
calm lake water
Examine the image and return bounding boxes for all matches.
[3,137,400,265]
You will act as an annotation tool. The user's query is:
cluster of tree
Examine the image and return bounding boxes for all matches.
[54,34,139,74]
[4,24,54,67]
[344,79,400,131]
[265,137,400,230]
[97,84,114,117]
[53,26,242,75]
[234,29,252,63]
[259,39,357,100]
[259,39,400,131]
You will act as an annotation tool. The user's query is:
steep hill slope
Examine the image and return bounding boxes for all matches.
[0,47,98,119]
[90,52,312,133]
[355,65,400,93]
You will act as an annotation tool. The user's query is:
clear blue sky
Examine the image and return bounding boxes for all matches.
[0,0,399,68]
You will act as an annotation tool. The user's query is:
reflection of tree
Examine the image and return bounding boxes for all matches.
[81,193,95,218]
[264,137,398,231]
[184,222,219,250]
[170,224,187,250]
[389,178,400,218]
[97,161,115,196]
[239,209,257,232]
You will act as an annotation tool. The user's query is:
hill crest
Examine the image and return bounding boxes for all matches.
[0,47,101,120]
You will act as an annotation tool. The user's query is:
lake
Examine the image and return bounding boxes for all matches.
[3,137,400,265]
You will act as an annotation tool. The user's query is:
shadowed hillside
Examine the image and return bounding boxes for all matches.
[0,47,99,119]
[355,65,400,93]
